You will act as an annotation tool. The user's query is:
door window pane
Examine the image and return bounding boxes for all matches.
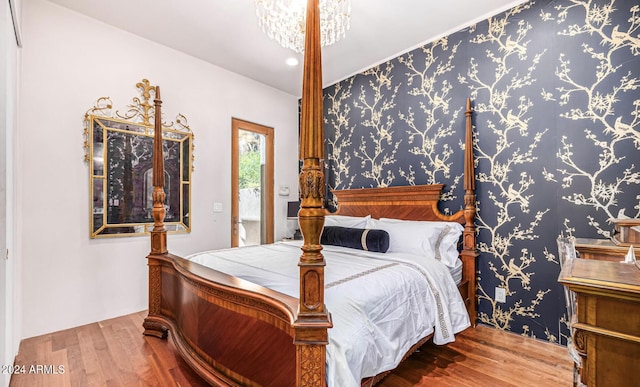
[238,130,266,246]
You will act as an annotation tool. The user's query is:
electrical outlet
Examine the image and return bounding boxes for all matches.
[495,287,506,303]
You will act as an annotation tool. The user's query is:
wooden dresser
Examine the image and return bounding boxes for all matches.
[558,259,640,387]
[575,237,640,262]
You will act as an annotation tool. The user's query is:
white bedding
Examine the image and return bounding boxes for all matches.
[450,257,463,285]
[187,241,470,387]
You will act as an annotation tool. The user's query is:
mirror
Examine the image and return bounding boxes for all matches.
[84,79,193,238]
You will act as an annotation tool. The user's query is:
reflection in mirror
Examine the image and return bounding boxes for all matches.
[84,80,193,238]
[92,137,104,175]
[92,177,104,233]
[182,183,190,228]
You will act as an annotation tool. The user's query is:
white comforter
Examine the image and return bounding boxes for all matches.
[188,241,470,387]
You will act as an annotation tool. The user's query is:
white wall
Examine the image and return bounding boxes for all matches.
[18,0,300,338]
[0,3,9,382]
[1,0,21,385]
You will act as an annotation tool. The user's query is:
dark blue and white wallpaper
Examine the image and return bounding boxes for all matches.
[322,0,640,343]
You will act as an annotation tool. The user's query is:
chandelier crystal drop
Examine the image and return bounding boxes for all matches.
[254,0,351,53]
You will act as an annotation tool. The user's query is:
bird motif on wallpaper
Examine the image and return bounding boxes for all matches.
[502,184,530,211]
[431,93,447,110]
[609,116,639,142]
[506,258,531,287]
[504,36,527,58]
[502,110,528,134]
[611,26,640,51]
[431,154,447,172]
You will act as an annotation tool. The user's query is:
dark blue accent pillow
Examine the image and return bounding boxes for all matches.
[321,226,390,253]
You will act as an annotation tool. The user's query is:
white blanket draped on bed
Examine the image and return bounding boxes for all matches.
[188,241,470,387]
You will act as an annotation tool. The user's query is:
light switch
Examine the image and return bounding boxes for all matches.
[213,202,223,213]
[278,186,290,196]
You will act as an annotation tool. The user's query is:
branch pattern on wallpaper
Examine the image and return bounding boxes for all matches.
[353,64,401,188]
[326,78,356,209]
[398,37,463,205]
[463,2,554,339]
[544,0,640,238]
[323,0,640,344]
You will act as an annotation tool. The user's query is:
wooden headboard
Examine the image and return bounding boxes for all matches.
[332,184,460,222]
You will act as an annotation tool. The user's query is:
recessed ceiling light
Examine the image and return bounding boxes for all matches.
[285,57,299,66]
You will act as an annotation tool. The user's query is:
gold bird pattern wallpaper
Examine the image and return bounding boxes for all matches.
[322,0,640,343]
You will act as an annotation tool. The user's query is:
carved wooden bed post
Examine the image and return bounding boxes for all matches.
[295,0,333,384]
[143,86,169,338]
[461,98,477,325]
[150,86,167,256]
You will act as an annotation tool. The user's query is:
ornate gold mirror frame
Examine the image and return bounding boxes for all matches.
[83,79,194,238]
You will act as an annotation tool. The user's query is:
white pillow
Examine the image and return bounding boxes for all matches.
[324,214,371,228]
[366,218,463,267]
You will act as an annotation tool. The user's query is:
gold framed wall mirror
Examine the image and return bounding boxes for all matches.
[84,79,194,238]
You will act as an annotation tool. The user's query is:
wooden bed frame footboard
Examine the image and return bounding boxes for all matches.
[142,0,477,386]
[143,253,300,386]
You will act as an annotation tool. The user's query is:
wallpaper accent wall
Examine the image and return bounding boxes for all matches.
[323,0,640,343]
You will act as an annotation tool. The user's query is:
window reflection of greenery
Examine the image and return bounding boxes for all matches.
[239,131,263,190]
[240,151,262,189]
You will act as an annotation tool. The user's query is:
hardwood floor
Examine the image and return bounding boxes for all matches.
[378,325,573,387]
[9,311,572,386]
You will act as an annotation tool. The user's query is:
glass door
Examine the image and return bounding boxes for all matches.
[231,118,274,247]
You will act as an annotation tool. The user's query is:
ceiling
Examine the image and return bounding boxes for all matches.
[47,0,525,96]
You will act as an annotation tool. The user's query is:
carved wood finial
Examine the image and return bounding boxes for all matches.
[299,0,324,160]
[150,85,167,254]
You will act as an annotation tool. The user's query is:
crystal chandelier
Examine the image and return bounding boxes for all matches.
[254,0,351,53]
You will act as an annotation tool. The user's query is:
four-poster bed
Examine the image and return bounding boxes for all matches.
[142,0,478,385]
